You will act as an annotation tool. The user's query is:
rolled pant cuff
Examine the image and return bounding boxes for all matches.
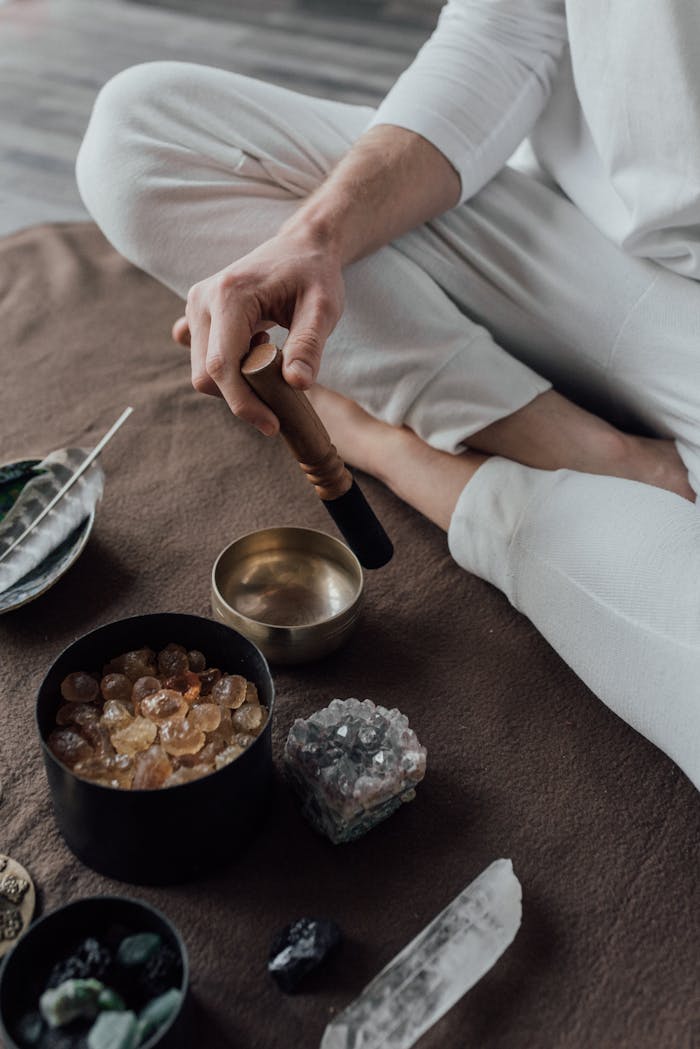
[402,339,552,455]
[447,456,550,601]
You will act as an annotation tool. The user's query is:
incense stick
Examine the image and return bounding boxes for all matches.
[0,407,134,566]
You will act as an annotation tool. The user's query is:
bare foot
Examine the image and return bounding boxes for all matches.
[308,383,696,504]
[306,383,489,531]
[625,435,695,502]
[306,384,403,485]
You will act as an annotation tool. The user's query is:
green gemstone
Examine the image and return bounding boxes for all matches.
[87,1010,139,1049]
[14,1011,43,1046]
[116,933,162,967]
[98,988,127,1012]
[137,988,183,1044]
[39,978,103,1028]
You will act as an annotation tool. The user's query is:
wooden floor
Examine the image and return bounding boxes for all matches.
[0,0,441,236]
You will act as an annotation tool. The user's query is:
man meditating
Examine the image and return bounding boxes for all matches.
[76,0,700,790]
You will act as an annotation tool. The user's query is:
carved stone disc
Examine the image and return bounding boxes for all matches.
[0,854,36,958]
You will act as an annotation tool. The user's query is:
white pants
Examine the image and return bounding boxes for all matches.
[76,61,700,790]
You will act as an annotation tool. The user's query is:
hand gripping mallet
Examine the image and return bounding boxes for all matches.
[242,342,393,569]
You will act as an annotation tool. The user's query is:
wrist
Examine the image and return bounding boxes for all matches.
[278,195,353,266]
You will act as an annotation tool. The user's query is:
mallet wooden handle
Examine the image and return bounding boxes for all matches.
[242,343,352,501]
[242,342,393,569]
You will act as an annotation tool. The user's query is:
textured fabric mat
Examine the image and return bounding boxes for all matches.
[0,222,698,1049]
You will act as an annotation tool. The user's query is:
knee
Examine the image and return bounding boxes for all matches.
[75,61,195,261]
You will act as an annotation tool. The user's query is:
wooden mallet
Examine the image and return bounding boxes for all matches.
[242,342,393,569]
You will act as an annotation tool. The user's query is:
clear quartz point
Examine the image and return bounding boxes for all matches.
[320,858,521,1049]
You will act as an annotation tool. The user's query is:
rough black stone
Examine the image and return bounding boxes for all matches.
[46,939,112,989]
[268,918,342,993]
[139,943,182,999]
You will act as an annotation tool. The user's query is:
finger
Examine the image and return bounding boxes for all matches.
[171,316,191,347]
[206,311,279,435]
[282,292,333,390]
[188,306,220,399]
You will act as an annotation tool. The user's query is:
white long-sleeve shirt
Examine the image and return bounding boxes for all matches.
[369,0,700,280]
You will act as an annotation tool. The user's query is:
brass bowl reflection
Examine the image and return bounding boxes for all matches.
[211,527,364,664]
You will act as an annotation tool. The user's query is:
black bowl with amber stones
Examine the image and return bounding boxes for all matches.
[36,613,275,884]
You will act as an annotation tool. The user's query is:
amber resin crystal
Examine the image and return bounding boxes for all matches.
[47,644,268,790]
[284,698,427,844]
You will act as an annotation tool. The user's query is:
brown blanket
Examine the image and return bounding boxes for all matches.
[1,223,698,1049]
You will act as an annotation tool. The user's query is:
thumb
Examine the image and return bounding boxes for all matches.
[282,296,329,390]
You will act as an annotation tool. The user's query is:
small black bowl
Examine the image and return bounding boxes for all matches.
[36,613,275,884]
[0,895,189,1049]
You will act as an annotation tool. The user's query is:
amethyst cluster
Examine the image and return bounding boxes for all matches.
[284,698,427,844]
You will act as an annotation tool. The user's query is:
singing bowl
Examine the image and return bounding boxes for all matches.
[211,527,364,664]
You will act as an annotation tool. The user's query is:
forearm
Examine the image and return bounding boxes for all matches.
[279,124,461,266]
[279,0,568,266]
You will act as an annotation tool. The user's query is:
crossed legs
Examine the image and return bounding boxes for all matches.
[76,61,700,787]
[306,384,700,792]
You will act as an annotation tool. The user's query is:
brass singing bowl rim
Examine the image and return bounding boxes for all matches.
[211,525,364,632]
